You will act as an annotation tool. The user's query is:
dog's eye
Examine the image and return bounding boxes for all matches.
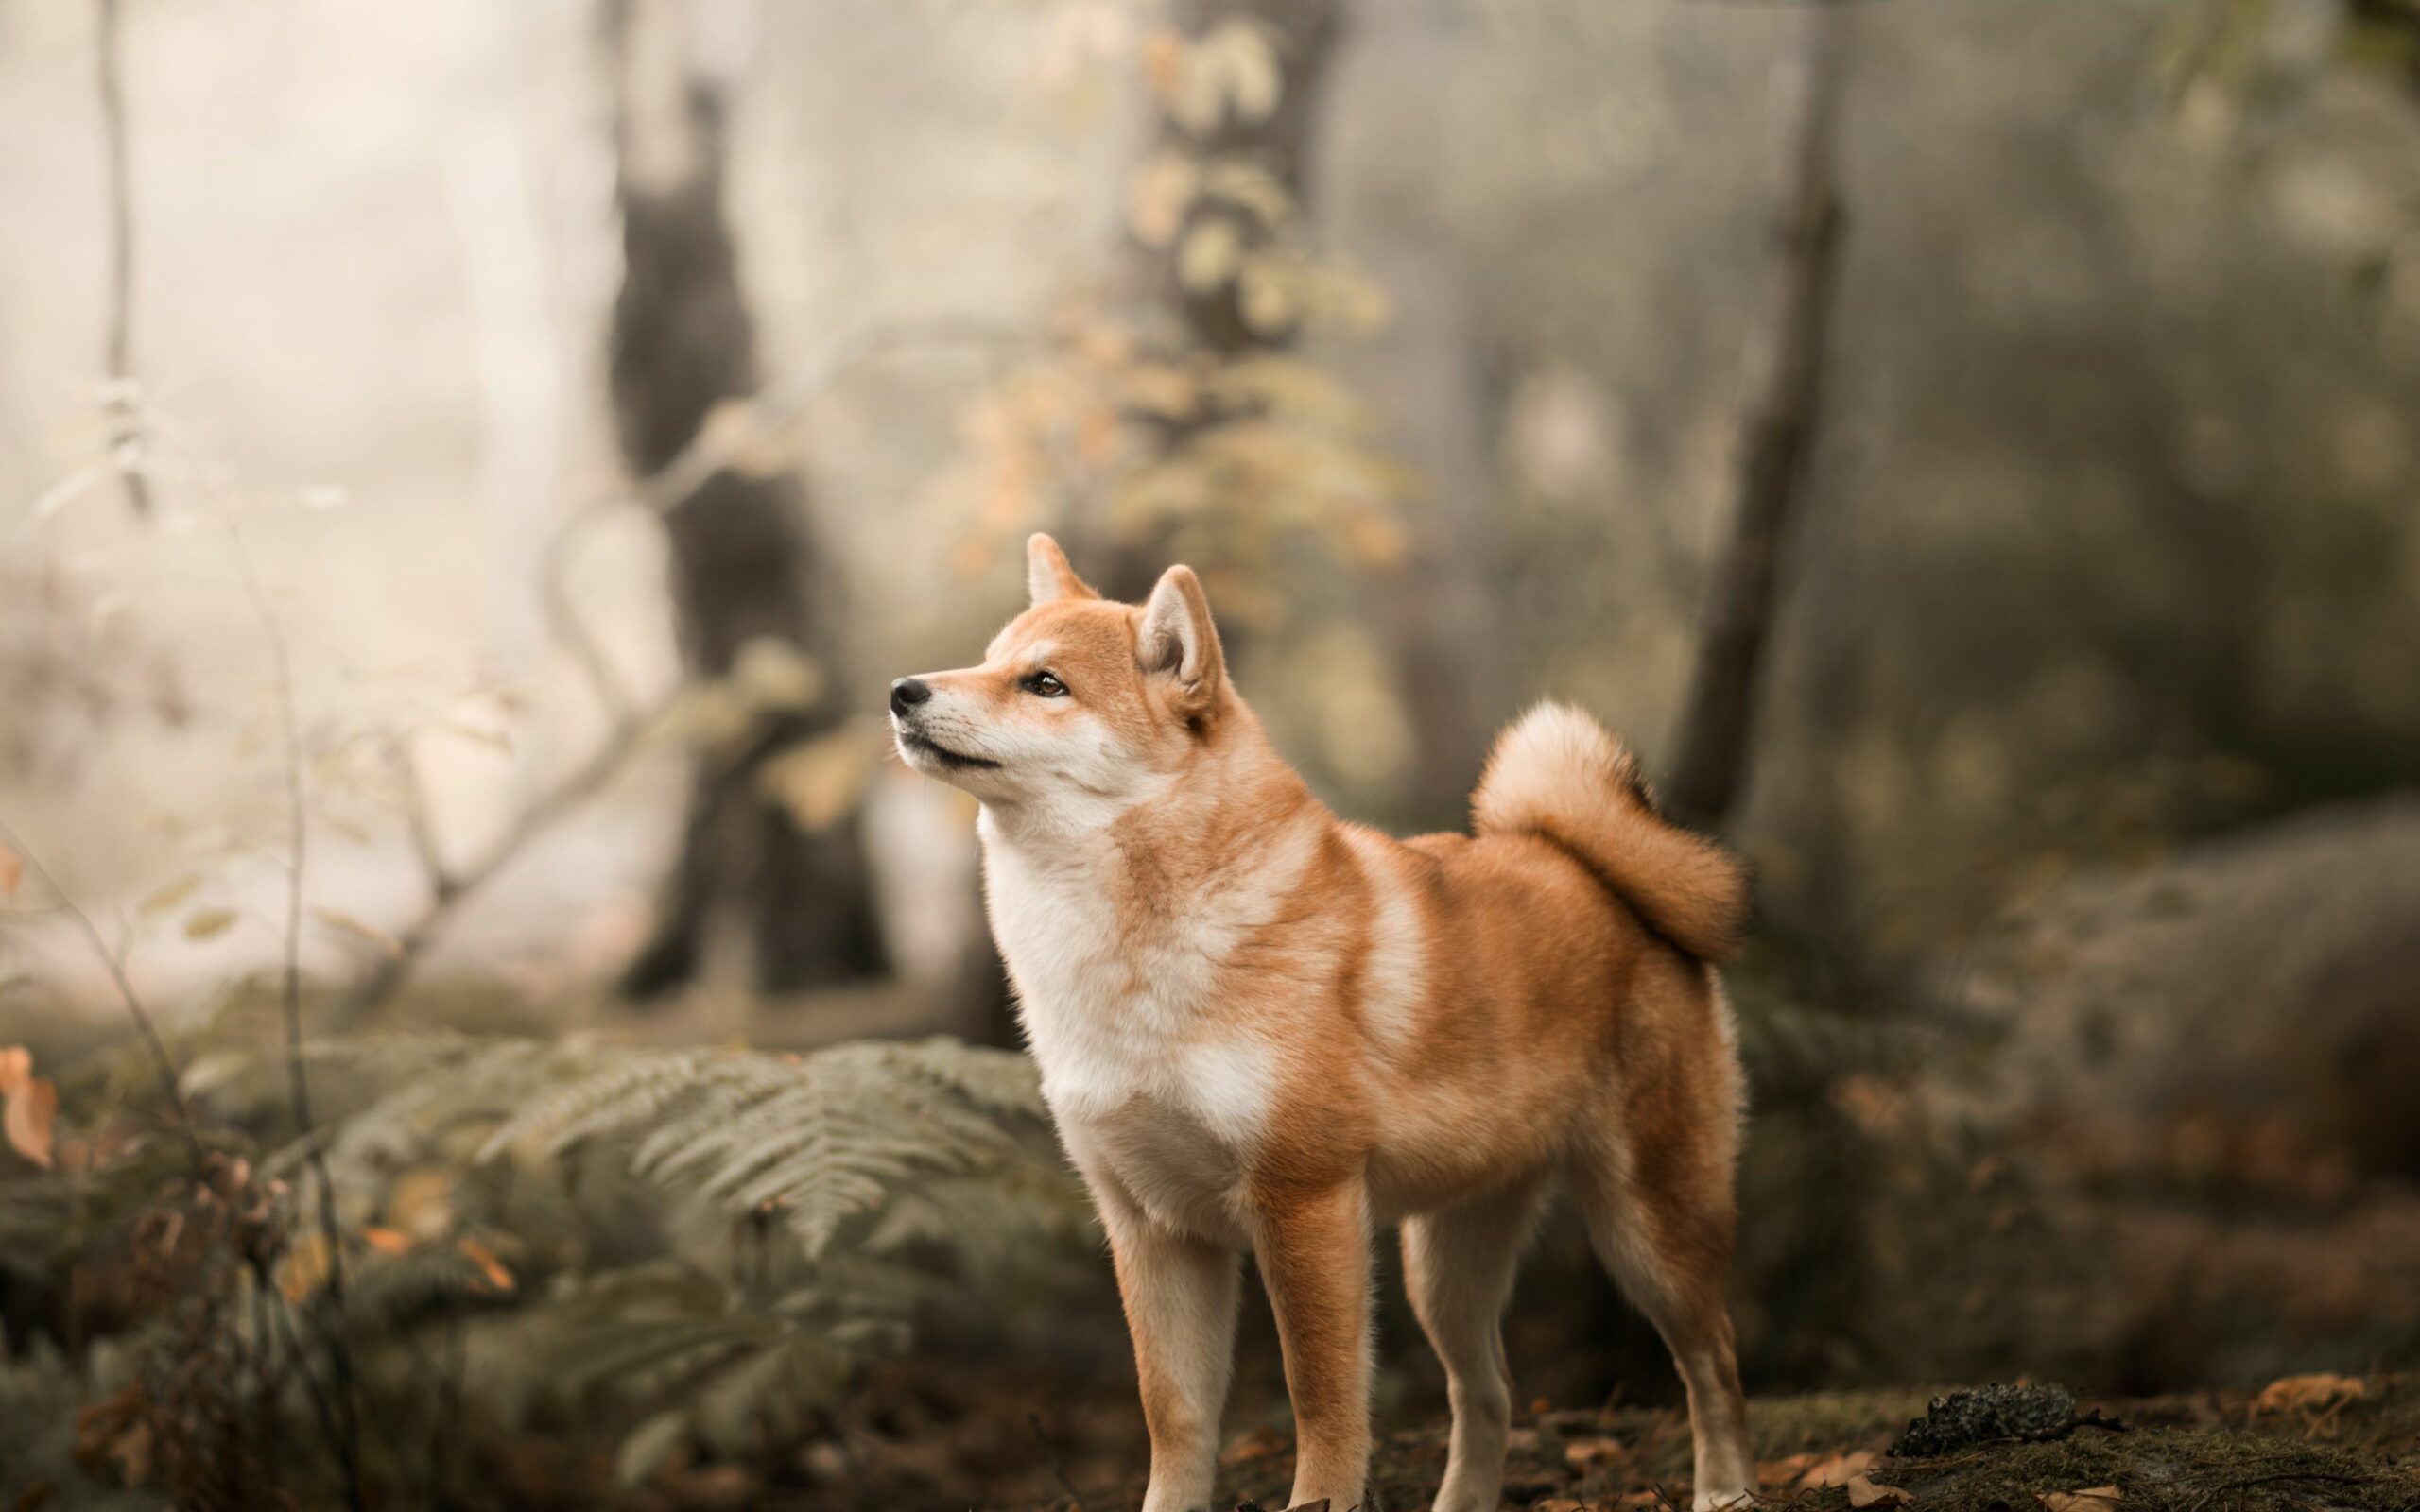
[1023,671,1069,698]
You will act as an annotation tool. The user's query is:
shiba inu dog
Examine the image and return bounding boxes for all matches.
[890,536,1754,1512]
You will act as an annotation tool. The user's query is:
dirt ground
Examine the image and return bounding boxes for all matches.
[537,1366,2420,1512]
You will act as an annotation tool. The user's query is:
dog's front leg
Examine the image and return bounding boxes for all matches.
[1255,1182,1374,1511]
[1100,1193,1243,1512]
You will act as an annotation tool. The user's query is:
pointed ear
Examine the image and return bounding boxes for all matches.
[1027,533,1098,606]
[1137,565,1225,716]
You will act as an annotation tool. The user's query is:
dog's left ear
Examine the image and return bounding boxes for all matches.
[1138,565,1225,719]
[1028,533,1098,606]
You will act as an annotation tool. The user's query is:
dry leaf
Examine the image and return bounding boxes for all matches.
[0,843,25,897]
[758,731,872,833]
[1219,1425,1286,1466]
[2252,1373,2364,1417]
[1564,1435,1624,1470]
[4,1066,58,1168]
[1847,1475,1914,1509]
[457,1236,514,1294]
[0,1045,28,1095]
[312,906,404,959]
[386,1167,455,1240]
[1803,1450,1884,1487]
[182,907,238,941]
[139,873,203,918]
[1178,219,1244,293]
[360,1226,413,1257]
[2038,1490,2122,1511]
[1757,1452,1821,1487]
[280,1231,333,1301]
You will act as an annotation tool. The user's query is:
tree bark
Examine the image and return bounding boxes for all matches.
[609,0,885,999]
[1080,0,1350,601]
[1665,2,1849,833]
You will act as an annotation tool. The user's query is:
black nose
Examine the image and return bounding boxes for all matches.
[890,677,932,716]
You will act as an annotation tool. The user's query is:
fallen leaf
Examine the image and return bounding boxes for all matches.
[2039,1490,2122,1511]
[0,843,24,897]
[1847,1475,1914,1508]
[1219,1426,1286,1466]
[1564,1435,1625,1470]
[0,1046,28,1096]
[2252,1373,2364,1418]
[1804,1450,1885,1487]
[1758,1452,1821,1487]
[182,907,238,941]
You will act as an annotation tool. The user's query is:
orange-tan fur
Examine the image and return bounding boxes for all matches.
[890,536,1755,1512]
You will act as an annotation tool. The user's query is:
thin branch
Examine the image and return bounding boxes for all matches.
[325,315,1008,1027]
[1665,0,1850,831]
[223,520,368,1512]
[0,816,199,1163]
[95,0,148,517]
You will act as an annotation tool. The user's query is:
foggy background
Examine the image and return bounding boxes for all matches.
[5,0,2420,1507]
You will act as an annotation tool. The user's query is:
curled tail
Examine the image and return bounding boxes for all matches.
[1472,702,1750,962]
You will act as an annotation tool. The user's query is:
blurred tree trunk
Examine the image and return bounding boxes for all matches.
[1666,2,1849,833]
[609,0,886,1000]
[1080,0,1349,601]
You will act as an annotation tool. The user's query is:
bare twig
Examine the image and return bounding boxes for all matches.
[95,0,148,517]
[327,315,1006,1027]
[223,520,368,1512]
[0,816,199,1162]
[1028,1411,1089,1512]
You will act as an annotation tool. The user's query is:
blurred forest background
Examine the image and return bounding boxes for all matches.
[4,0,2420,1507]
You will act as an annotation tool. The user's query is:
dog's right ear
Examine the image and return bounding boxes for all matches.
[1027,533,1098,606]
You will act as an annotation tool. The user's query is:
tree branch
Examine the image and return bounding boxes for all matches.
[96,0,148,517]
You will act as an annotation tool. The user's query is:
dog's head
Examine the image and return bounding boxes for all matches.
[889,534,1229,816]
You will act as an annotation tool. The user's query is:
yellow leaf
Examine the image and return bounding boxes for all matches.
[0,843,22,898]
[1802,1450,1884,1487]
[1126,153,1198,249]
[759,731,872,833]
[279,1231,333,1302]
[1237,258,1295,335]
[1178,218,1244,293]
[0,1045,28,1097]
[182,908,238,941]
[733,637,824,713]
[2252,1373,2364,1417]
[4,1068,56,1168]
[1847,1476,1914,1509]
[312,907,404,959]
[1203,20,1281,123]
[457,1237,514,1294]
[139,873,204,918]
[386,1167,455,1241]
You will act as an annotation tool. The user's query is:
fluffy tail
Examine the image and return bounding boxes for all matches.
[1472,702,1750,962]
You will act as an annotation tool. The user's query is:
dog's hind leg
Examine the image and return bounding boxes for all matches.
[1570,1139,1754,1510]
[1402,1176,1549,1512]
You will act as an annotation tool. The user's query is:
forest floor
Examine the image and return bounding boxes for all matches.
[549,1367,2420,1512]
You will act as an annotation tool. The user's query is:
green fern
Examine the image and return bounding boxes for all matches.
[173,1030,1091,1486]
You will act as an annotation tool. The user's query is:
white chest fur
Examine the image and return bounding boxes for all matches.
[979,812,1316,1233]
